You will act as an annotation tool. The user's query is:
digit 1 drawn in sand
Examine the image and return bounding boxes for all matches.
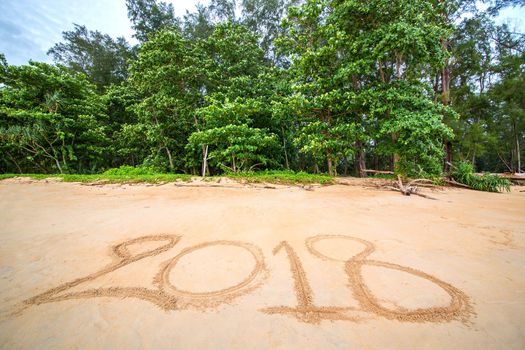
[17,235,181,314]
[261,241,358,324]
[306,235,474,323]
[156,240,268,309]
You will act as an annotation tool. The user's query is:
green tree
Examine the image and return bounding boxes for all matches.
[0,62,107,173]
[241,0,299,61]
[187,124,279,173]
[129,30,202,171]
[187,23,277,175]
[182,5,215,40]
[48,24,134,92]
[126,0,179,42]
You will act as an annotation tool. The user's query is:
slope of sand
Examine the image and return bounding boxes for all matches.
[0,179,524,349]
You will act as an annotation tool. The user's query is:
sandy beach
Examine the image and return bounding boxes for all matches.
[0,178,524,349]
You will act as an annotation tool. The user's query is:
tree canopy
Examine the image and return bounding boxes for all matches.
[1,0,524,176]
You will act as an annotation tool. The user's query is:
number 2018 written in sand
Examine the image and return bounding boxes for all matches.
[21,234,473,324]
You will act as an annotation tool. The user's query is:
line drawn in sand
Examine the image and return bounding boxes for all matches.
[16,235,267,314]
[19,235,181,313]
[155,240,267,309]
[262,235,474,324]
[15,234,473,325]
[261,241,361,324]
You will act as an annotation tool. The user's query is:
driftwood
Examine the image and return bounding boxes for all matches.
[383,175,438,200]
[503,175,525,185]
[363,169,395,175]
[443,179,474,189]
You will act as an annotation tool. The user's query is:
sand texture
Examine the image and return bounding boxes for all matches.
[0,179,524,349]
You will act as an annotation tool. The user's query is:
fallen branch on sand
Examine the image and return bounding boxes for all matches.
[443,179,474,189]
[383,175,438,200]
[363,169,395,175]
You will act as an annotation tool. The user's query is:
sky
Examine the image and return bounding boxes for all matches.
[0,0,210,65]
[0,0,523,66]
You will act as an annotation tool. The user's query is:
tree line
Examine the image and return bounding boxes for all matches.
[1,0,523,177]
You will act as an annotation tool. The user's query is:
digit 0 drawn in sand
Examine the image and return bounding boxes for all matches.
[261,241,361,324]
[17,235,267,314]
[306,235,474,323]
[156,240,267,309]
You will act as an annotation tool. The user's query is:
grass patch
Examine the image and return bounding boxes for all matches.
[0,170,333,186]
[370,173,396,180]
[224,170,334,185]
[0,173,192,184]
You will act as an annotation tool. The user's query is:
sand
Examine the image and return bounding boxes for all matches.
[0,178,524,349]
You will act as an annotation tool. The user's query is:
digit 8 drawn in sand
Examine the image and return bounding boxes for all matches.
[157,240,267,308]
[305,235,474,323]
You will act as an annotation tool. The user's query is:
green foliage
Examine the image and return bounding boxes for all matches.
[225,170,333,184]
[187,124,279,172]
[275,0,456,176]
[48,24,134,92]
[1,0,523,182]
[102,165,162,175]
[128,30,201,171]
[0,61,108,174]
[125,0,179,42]
[451,161,511,192]
[374,82,456,177]
[449,14,525,173]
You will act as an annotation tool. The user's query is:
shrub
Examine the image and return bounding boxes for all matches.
[451,161,510,192]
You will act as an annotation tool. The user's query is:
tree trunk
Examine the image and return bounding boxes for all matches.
[440,37,453,174]
[281,125,290,170]
[201,144,208,177]
[515,119,522,173]
[378,60,386,83]
[355,141,367,177]
[6,151,23,173]
[390,122,400,171]
[327,149,333,176]
[54,157,63,174]
[165,147,174,170]
[517,137,521,173]
[444,140,452,173]
[433,73,440,102]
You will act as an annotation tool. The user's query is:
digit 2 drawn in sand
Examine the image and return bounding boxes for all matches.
[262,235,473,324]
[19,235,267,313]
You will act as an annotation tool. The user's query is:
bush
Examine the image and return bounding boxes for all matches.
[451,161,510,192]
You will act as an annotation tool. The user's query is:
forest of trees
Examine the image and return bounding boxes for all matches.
[1,0,524,177]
